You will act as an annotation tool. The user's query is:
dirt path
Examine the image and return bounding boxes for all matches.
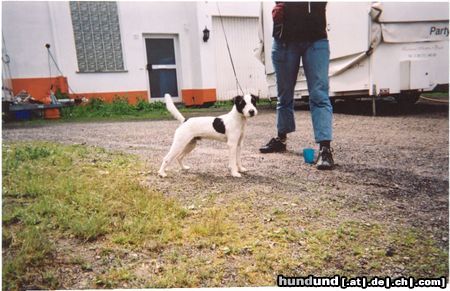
[3,102,449,286]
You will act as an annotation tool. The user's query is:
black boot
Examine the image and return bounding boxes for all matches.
[316,146,334,170]
[259,137,287,153]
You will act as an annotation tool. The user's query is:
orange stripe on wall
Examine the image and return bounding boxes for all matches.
[12,77,148,105]
[69,91,148,105]
[12,77,216,106]
[181,88,217,106]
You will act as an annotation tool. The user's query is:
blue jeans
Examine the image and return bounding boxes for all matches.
[272,38,333,143]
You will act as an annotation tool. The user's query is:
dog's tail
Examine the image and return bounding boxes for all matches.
[164,93,185,123]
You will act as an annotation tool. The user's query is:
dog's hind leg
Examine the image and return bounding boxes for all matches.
[177,138,197,170]
[158,134,193,177]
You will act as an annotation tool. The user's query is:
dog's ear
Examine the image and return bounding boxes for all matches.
[233,95,246,114]
[250,94,259,105]
[233,95,244,105]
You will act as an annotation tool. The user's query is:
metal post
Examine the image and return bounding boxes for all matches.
[372,84,377,116]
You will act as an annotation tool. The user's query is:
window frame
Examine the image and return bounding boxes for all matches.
[69,1,127,73]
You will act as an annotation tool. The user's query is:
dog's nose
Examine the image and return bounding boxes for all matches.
[249,110,255,116]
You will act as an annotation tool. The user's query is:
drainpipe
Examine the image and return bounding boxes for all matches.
[368,3,376,116]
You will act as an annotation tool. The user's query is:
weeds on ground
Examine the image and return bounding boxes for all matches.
[2,142,448,289]
[7,96,273,124]
[2,142,186,289]
[60,97,169,121]
[212,98,273,109]
[59,96,273,122]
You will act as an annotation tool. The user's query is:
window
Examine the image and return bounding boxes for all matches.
[69,1,125,72]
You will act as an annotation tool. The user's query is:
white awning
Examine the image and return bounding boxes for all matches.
[381,22,449,43]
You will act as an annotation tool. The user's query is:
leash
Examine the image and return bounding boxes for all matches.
[216,2,244,96]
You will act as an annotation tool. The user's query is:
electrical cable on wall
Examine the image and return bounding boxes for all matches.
[45,43,78,96]
[46,44,54,91]
[2,34,14,99]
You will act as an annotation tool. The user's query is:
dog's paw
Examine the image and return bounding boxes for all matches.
[238,167,247,173]
[231,172,242,178]
[181,165,191,170]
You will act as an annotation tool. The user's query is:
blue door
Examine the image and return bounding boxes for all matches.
[145,38,179,98]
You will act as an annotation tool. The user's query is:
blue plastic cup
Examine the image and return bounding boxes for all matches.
[303,148,315,164]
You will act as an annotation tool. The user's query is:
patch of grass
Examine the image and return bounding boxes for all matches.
[152,263,201,288]
[211,100,233,109]
[95,268,136,288]
[6,96,274,125]
[60,97,170,121]
[42,271,59,289]
[57,96,273,122]
[199,97,273,110]
[389,229,449,277]
[2,226,55,290]
[188,207,235,244]
[2,142,187,289]
[60,96,224,122]
[147,247,231,288]
[3,142,447,288]
[293,221,448,277]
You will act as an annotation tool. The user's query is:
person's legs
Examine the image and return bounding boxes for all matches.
[273,39,301,137]
[302,39,333,144]
[303,39,334,169]
[260,39,301,154]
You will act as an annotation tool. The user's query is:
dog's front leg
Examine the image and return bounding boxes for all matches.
[227,138,241,178]
[237,133,247,173]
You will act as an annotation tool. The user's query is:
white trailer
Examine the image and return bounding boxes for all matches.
[258,2,449,110]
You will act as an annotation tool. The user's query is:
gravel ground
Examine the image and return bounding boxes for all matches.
[3,100,449,282]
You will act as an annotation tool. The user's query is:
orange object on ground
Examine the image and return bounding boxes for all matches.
[44,108,60,119]
[181,88,216,106]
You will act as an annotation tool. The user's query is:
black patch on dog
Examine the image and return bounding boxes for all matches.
[250,94,259,106]
[213,118,226,134]
[234,95,246,114]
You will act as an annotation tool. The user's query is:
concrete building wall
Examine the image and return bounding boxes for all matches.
[2,1,263,104]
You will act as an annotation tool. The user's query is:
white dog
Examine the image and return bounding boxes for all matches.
[158,93,258,178]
